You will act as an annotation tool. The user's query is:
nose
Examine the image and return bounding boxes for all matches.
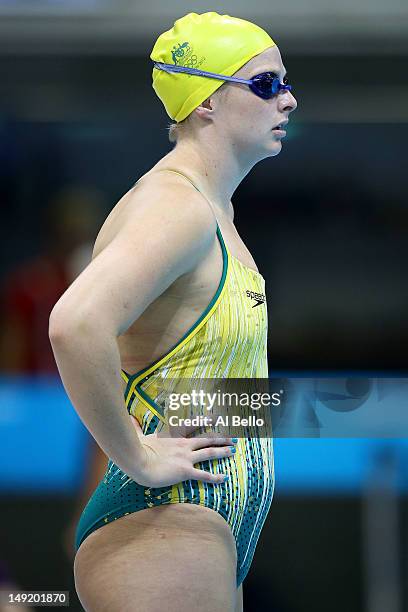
[279,89,297,113]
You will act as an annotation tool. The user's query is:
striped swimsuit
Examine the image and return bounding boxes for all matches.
[75,170,275,586]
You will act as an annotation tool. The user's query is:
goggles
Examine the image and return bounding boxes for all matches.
[153,61,292,100]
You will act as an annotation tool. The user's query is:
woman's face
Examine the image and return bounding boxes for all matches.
[215,46,298,160]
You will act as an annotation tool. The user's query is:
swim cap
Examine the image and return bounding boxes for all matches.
[150,12,276,122]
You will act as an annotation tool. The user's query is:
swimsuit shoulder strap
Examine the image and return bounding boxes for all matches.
[154,168,220,223]
[134,168,228,253]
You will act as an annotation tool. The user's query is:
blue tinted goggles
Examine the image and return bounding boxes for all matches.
[153,61,292,100]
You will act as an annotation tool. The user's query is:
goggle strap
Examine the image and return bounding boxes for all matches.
[153,61,253,86]
[153,61,292,93]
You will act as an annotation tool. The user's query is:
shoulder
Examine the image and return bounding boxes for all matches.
[93,171,217,269]
[130,170,216,226]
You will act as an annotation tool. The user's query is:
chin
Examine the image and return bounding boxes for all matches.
[265,141,282,158]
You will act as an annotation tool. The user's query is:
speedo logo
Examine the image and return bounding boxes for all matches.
[246,290,266,308]
[171,41,206,71]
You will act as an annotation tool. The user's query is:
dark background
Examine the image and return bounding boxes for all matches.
[1,54,407,370]
[0,4,407,611]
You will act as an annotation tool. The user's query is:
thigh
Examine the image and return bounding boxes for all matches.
[74,503,238,612]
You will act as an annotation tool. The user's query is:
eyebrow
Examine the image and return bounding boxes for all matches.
[252,67,287,78]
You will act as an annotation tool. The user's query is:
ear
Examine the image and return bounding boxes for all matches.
[193,97,215,122]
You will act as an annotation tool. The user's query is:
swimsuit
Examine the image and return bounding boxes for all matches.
[75,170,274,586]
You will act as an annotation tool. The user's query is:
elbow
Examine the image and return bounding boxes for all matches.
[48,306,71,345]
[48,305,90,345]
[49,304,110,346]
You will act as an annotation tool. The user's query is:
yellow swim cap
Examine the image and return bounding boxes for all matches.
[150,12,276,123]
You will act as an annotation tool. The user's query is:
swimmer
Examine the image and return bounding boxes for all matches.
[49,11,297,612]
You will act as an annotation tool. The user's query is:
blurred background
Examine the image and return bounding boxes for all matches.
[0,0,407,610]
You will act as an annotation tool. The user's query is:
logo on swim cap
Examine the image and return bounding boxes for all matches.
[171,42,189,64]
[171,41,206,72]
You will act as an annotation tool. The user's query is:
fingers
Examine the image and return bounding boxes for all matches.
[192,445,236,464]
[189,436,238,450]
[189,468,229,485]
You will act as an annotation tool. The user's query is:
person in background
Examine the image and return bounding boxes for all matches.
[0,185,104,374]
[0,185,107,593]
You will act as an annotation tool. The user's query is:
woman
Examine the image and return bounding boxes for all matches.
[49,12,297,612]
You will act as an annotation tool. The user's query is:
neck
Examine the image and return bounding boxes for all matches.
[155,131,257,219]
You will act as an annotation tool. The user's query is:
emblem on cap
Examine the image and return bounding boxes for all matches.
[171,42,190,65]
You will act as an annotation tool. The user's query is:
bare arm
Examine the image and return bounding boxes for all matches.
[49,177,235,486]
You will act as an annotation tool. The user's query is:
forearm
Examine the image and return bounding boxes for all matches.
[50,321,143,478]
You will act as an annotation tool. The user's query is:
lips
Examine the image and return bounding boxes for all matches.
[272,121,288,130]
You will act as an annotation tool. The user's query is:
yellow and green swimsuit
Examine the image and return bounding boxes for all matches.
[75,170,275,586]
